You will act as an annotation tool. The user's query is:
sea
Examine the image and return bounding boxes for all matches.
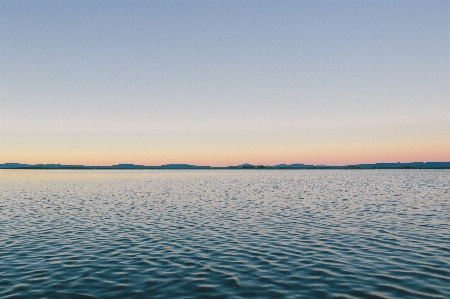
[1,169,449,299]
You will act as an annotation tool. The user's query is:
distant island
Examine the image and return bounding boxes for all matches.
[1,162,449,169]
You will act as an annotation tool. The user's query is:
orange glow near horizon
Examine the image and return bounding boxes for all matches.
[1,121,449,167]
[2,139,448,167]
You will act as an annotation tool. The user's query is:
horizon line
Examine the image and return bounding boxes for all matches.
[1,161,450,169]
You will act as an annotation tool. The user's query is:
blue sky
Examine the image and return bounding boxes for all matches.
[1,0,449,166]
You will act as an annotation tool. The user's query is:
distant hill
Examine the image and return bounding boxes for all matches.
[1,162,449,169]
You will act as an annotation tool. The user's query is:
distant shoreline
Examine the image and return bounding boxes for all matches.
[1,162,449,170]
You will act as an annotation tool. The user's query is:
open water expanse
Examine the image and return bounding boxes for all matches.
[0,169,449,299]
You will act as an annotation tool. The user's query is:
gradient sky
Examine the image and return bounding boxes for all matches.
[1,0,449,166]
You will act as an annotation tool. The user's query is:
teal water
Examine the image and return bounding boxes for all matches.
[1,170,449,298]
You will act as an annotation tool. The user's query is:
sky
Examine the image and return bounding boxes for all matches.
[1,0,449,166]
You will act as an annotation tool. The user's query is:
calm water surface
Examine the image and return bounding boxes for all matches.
[1,170,449,298]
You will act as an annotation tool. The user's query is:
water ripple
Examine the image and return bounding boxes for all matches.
[0,169,449,298]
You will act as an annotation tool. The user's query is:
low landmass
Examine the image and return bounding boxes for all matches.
[1,162,449,169]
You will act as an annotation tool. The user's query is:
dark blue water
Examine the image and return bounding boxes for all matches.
[1,170,449,298]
